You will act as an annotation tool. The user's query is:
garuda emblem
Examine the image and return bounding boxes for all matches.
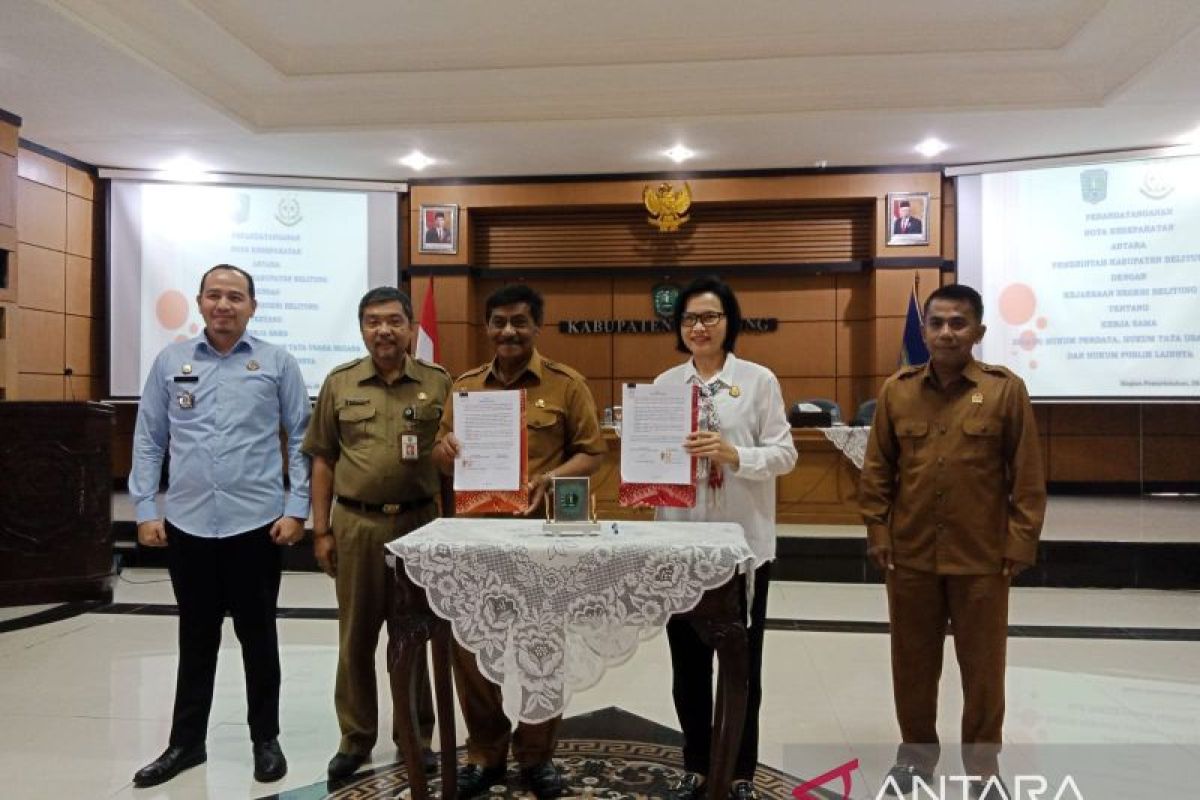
[643,182,692,232]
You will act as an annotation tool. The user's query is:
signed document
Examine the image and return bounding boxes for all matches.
[620,383,694,485]
[453,390,524,491]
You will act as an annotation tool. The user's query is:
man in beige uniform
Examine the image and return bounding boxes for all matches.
[859,284,1046,800]
[432,284,606,800]
[303,287,451,781]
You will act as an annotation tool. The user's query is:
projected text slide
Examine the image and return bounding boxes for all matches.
[978,156,1200,398]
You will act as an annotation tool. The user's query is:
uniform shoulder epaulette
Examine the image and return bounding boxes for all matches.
[328,356,366,376]
[456,362,490,381]
[895,364,924,379]
[412,357,451,377]
[542,358,586,382]
[977,361,1016,378]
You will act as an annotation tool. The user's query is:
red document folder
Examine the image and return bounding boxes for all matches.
[618,384,698,509]
[454,390,531,515]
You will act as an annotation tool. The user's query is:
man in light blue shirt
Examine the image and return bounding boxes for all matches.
[129,264,311,789]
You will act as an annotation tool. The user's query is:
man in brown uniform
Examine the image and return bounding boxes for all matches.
[432,283,606,800]
[859,284,1046,800]
[303,286,451,781]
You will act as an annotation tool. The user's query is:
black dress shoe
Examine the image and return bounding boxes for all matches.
[457,763,508,799]
[253,738,288,782]
[132,743,207,787]
[422,746,439,774]
[729,780,759,800]
[883,763,933,796]
[670,772,707,800]
[520,760,567,800]
[327,751,369,780]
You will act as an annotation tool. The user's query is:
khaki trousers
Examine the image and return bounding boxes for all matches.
[886,566,1009,776]
[451,640,561,768]
[332,501,437,756]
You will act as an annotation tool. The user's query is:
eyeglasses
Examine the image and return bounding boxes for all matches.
[680,312,726,328]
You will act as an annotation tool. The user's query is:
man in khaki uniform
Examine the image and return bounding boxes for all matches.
[432,284,606,800]
[859,284,1046,800]
[303,286,451,781]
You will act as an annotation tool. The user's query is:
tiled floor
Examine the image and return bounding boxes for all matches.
[0,569,1197,799]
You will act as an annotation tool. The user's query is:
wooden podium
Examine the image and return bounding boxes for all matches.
[0,402,116,606]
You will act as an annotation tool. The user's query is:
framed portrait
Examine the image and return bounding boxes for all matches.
[886,192,930,246]
[419,204,458,254]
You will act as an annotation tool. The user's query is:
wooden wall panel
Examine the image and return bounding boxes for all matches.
[738,322,835,377]
[539,277,614,321]
[0,302,15,394]
[412,273,473,325]
[66,193,93,258]
[435,321,475,379]
[16,178,66,251]
[1049,436,1140,482]
[779,377,838,408]
[1143,437,1200,481]
[16,149,66,190]
[836,272,873,320]
[13,145,101,401]
[16,307,64,374]
[612,277,673,318]
[836,319,874,375]
[1143,405,1200,436]
[733,275,836,321]
[15,243,64,312]
[65,255,93,317]
[873,267,940,317]
[537,328,611,377]
[475,203,872,268]
[871,316,908,376]
[65,314,97,376]
[0,154,16,229]
[17,373,64,400]
[941,177,957,261]
[1048,404,1139,436]
[612,331,679,378]
[0,123,17,156]
[836,376,879,421]
[66,165,95,201]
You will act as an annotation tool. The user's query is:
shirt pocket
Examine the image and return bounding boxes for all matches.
[338,403,377,450]
[895,419,929,461]
[962,417,1002,465]
[527,403,566,442]
[413,402,443,448]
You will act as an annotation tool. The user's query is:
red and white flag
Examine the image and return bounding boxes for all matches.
[415,274,440,364]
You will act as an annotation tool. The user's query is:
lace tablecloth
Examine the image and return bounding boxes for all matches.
[819,425,871,470]
[386,518,753,724]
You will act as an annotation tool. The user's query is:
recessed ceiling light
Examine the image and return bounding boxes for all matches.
[664,144,695,164]
[400,151,435,171]
[157,156,211,182]
[914,137,949,158]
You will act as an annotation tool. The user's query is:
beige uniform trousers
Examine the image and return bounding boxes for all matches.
[333,501,437,756]
[887,566,1009,776]
[452,641,560,768]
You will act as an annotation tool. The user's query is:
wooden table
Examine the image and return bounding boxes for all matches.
[387,555,749,800]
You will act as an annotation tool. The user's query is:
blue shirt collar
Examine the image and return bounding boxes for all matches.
[193,330,256,357]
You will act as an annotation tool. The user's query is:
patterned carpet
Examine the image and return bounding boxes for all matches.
[276,707,810,800]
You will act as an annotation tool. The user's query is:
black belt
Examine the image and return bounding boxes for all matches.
[336,495,435,515]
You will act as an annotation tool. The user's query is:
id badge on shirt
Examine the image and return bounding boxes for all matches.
[401,434,419,461]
